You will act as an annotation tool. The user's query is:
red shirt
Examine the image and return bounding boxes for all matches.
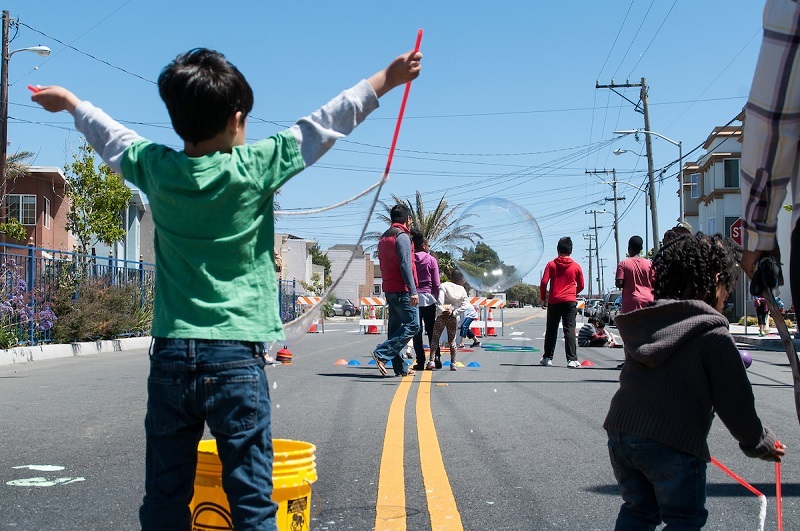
[540,255,584,304]
[615,257,654,313]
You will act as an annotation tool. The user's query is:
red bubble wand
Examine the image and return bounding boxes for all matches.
[382,29,423,181]
[776,441,783,531]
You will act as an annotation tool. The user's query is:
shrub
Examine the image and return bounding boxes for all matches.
[51,278,151,343]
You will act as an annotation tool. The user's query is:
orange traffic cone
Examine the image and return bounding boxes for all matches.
[471,305,482,338]
[486,307,496,336]
[308,318,318,333]
[276,346,293,364]
[367,306,379,334]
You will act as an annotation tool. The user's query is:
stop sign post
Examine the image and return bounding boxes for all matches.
[730,217,743,246]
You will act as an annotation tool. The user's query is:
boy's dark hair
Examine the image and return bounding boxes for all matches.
[410,229,425,250]
[628,235,644,256]
[390,204,411,224]
[652,232,741,307]
[557,236,573,255]
[450,268,465,284]
[158,48,254,144]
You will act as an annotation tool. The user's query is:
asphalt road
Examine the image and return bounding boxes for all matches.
[1,307,798,530]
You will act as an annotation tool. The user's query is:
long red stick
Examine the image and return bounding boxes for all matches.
[710,457,764,497]
[382,29,423,179]
[776,442,783,531]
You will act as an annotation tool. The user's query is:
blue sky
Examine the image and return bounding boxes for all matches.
[9,1,764,292]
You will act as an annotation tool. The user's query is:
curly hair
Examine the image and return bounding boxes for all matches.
[652,232,741,306]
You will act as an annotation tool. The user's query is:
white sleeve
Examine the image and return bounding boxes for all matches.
[288,79,379,168]
[73,101,142,174]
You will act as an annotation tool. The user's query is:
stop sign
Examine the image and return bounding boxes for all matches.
[730,217,743,246]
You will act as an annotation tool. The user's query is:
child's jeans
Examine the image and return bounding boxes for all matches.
[139,338,276,531]
[606,429,708,530]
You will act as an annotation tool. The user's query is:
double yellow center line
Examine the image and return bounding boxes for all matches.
[374,370,463,530]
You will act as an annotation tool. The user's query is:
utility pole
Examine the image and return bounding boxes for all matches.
[596,77,660,253]
[0,11,10,243]
[599,258,608,294]
[586,210,607,297]
[583,233,594,299]
[587,169,624,266]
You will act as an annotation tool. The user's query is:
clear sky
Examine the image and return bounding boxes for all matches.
[8,1,765,292]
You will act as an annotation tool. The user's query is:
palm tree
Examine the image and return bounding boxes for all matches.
[6,151,35,182]
[365,191,481,253]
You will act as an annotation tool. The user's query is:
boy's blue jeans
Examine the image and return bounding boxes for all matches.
[373,292,419,375]
[139,338,277,531]
[607,429,708,530]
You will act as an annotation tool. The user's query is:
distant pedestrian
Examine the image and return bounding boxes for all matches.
[430,269,471,371]
[615,236,654,314]
[539,236,585,368]
[456,300,481,349]
[605,233,785,529]
[411,230,440,371]
[754,295,769,336]
[373,204,420,377]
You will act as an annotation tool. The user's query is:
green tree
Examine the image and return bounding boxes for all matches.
[309,244,333,288]
[366,191,481,252]
[65,141,132,259]
[506,282,540,306]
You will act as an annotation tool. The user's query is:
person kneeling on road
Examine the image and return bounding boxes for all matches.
[578,317,615,347]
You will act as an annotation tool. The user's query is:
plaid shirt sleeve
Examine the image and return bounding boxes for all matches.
[741,0,800,252]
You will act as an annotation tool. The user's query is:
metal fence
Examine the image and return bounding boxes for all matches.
[0,243,156,345]
[0,243,303,346]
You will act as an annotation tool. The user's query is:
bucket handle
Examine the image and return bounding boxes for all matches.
[306,479,322,529]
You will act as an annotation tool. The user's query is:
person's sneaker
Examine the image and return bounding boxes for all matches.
[567,360,581,369]
[539,357,553,367]
[371,351,387,377]
[456,344,465,349]
[450,365,457,371]
[426,361,436,370]
[403,367,416,377]
[471,340,482,348]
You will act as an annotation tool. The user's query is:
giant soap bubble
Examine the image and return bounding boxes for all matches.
[446,198,543,293]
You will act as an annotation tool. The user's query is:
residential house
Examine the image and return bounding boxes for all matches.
[93,189,148,265]
[681,115,793,316]
[8,166,74,253]
[275,233,317,290]
[326,244,375,302]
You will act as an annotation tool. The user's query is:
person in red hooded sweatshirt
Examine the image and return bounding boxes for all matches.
[539,236,585,368]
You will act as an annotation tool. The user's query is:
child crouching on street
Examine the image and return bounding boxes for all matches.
[604,232,785,529]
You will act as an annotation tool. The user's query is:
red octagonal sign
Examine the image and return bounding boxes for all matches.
[730,217,743,246]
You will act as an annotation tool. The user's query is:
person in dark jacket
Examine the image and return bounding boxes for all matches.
[604,233,785,529]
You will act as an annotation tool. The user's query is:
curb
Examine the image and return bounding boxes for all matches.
[0,336,152,366]
[732,335,800,352]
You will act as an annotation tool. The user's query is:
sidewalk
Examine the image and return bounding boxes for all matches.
[729,323,800,352]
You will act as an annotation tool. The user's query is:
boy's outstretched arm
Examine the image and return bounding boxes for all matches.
[31,86,141,174]
[289,50,423,171]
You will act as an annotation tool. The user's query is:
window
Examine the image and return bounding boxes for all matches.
[43,197,50,229]
[690,173,700,199]
[7,194,36,225]
[724,158,740,188]
[373,284,381,295]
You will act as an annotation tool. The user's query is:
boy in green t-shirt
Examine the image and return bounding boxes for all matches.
[32,47,421,530]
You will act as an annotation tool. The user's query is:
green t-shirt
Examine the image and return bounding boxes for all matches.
[121,130,305,341]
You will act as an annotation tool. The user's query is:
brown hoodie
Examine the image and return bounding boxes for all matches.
[603,299,776,461]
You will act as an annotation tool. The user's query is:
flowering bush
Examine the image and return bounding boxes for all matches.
[0,260,57,348]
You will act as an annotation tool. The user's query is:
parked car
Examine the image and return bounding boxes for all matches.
[600,291,622,324]
[332,299,360,317]
[506,300,520,308]
[585,299,603,318]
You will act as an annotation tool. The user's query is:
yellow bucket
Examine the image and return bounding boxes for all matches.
[190,439,317,531]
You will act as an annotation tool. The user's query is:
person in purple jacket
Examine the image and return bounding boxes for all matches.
[411,230,441,370]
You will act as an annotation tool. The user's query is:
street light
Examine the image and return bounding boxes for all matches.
[1,10,51,241]
[614,129,684,248]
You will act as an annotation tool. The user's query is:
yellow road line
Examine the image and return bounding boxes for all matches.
[416,369,463,530]
[375,375,413,530]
